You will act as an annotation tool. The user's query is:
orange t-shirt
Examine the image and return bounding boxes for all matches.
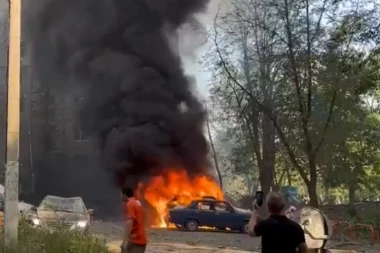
[124,198,147,245]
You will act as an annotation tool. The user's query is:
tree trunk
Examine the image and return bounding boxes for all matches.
[307,159,319,207]
[205,102,223,190]
[286,162,292,186]
[259,114,275,198]
[246,176,252,194]
[348,183,356,206]
[347,182,357,215]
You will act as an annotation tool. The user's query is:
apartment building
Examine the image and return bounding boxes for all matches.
[0,1,119,213]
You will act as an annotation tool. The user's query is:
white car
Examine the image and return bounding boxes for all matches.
[32,195,94,233]
[0,185,36,217]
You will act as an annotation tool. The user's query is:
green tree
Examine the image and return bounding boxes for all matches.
[207,0,380,206]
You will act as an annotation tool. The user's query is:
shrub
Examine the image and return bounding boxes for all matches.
[0,220,109,253]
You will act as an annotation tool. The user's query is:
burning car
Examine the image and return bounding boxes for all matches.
[168,197,252,233]
[138,169,225,227]
[31,195,94,233]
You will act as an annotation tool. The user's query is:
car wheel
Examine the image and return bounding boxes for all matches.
[185,219,198,231]
[241,222,249,234]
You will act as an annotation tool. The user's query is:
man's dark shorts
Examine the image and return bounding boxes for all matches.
[122,242,146,253]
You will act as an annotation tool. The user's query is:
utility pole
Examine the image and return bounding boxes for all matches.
[4,0,22,247]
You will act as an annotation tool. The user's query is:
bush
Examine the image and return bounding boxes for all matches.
[0,220,109,253]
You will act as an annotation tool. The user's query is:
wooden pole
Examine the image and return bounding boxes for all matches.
[4,0,21,247]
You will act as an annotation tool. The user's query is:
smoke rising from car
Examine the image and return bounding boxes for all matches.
[26,0,212,190]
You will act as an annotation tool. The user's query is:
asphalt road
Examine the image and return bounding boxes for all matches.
[92,220,380,253]
[92,220,259,252]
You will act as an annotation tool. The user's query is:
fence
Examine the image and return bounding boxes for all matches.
[331,219,379,245]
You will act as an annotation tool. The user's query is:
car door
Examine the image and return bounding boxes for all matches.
[214,201,239,229]
[193,200,216,227]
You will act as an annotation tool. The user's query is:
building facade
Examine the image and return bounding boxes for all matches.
[0,1,119,214]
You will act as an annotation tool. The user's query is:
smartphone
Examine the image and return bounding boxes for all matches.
[255,191,264,207]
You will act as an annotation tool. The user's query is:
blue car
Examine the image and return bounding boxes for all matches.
[168,197,252,233]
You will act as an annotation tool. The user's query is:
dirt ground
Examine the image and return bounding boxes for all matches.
[92,220,259,252]
[92,220,380,253]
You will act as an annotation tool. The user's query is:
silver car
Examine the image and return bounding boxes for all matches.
[32,195,94,233]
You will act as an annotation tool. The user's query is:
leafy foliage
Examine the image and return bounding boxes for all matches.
[206,0,380,204]
[0,220,108,253]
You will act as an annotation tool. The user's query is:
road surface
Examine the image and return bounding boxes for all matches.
[93,220,259,252]
[92,220,380,253]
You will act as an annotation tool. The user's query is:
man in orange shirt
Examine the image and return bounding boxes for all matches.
[121,187,147,253]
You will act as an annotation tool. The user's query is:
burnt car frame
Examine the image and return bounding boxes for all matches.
[168,198,252,233]
[31,195,94,233]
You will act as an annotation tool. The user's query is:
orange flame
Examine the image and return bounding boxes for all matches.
[138,169,223,227]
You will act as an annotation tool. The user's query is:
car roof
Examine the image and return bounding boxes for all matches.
[44,195,83,201]
[195,198,226,202]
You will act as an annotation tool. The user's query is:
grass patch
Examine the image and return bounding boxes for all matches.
[0,221,109,253]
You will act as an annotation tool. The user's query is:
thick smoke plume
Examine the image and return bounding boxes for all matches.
[27,0,211,189]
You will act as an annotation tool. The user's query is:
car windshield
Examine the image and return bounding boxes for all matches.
[38,196,85,213]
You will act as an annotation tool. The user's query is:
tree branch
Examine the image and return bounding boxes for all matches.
[283,0,314,160]
[205,100,223,190]
[211,14,309,183]
[313,90,338,156]
[305,0,312,119]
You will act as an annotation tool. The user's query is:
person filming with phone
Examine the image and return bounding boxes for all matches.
[247,192,308,253]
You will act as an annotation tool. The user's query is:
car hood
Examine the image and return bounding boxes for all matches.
[19,202,35,213]
[37,210,87,222]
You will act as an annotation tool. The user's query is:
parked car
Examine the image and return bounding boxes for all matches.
[168,197,252,233]
[31,195,94,233]
[0,186,36,228]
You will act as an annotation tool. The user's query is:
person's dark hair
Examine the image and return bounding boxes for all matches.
[266,192,285,214]
[121,187,134,198]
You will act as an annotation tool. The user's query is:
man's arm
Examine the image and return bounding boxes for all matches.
[122,219,133,246]
[248,210,264,237]
[122,204,135,248]
[247,210,257,236]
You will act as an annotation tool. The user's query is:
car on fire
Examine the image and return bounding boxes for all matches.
[31,195,94,233]
[168,197,252,233]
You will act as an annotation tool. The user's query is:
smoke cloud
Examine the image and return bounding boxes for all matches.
[27,0,212,189]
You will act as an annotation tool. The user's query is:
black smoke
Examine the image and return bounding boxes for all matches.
[26,0,211,190]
